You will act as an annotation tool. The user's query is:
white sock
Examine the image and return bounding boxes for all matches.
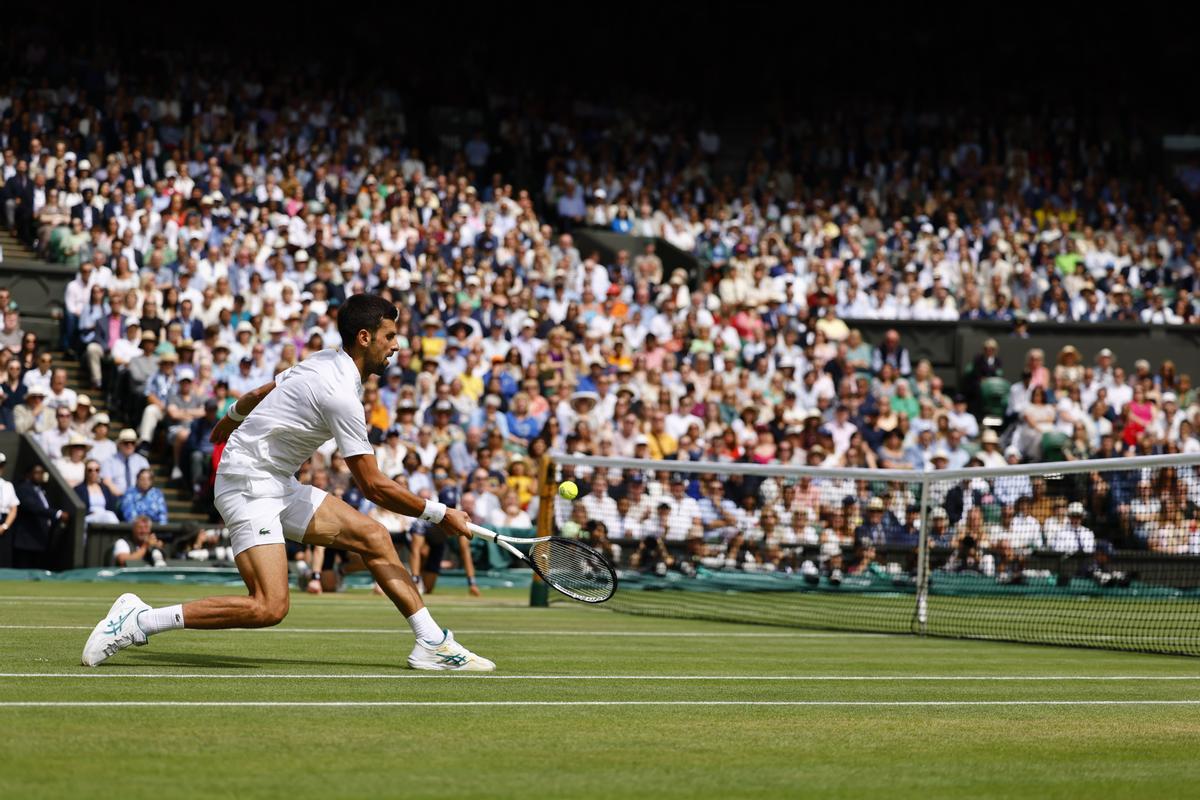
[137,605,185,637]
[406,607,444,643]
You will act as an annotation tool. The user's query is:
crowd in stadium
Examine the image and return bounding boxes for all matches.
[3,62,1200,575]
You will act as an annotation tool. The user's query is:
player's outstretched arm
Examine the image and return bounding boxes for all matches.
[210,381,277,443]
[345,453,472,540]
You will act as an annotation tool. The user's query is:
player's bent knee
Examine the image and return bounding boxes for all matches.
[253,597,289,627]
[359,523,394,560]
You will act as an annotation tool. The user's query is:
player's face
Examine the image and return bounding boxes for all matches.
[366,318,400,377]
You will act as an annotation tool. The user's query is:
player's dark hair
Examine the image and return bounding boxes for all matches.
[338,293,398,352]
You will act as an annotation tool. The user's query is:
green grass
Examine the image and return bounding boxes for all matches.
[2,581,1200,799]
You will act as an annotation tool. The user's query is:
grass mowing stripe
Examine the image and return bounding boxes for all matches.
[4,673,1200,680]
[3,700,1200,708]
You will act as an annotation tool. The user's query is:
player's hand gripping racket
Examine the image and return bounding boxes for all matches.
[468,524,617,603]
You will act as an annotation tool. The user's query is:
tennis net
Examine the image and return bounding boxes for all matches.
[545,451,1200,656]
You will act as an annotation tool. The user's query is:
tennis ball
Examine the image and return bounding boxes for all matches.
[558,480,579,500]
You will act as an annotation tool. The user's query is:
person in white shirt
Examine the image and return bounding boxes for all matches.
[1007,497,1044,553]
[0,453,19,544]
[946,395,980,439]
[82,294,494,672]
[38,405,76,458]
[1047,503,1095,554]
[44,369,78,412]
[580,473,619,528]
[972,429,1004,468]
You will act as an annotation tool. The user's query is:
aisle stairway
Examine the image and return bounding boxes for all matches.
[0,228,37,262]
[49,350,210,525]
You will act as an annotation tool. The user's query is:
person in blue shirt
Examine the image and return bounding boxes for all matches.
[118,468,169,524]
[698,479,740,541]
[504,392,543,448]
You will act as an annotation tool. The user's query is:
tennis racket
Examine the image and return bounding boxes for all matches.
[468,524,617,604]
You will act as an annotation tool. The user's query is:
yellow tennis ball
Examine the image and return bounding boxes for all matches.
[558,480,579,500]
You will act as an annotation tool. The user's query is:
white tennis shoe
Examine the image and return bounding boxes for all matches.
[407,629,495,671]
[81,592,150,667]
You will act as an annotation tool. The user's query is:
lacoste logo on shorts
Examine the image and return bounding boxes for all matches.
[258,528,270,536]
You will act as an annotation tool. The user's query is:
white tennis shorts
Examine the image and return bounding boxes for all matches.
[215,473,327,557]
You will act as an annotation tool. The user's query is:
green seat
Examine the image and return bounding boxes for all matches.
[982,503,1002,524]
[1041,431,1069,462]
[980,377,1010,418]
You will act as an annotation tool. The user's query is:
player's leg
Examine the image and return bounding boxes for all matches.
[298,492,494,670]
[81,542,291,666]
[177,544,290,628]
[300,492,423,617]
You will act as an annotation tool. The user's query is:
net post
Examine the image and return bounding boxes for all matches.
[914,472,931,634]
[529,452,554,608]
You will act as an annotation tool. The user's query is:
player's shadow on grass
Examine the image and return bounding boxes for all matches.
[119,651,405,670]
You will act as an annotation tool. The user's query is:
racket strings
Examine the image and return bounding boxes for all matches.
[529,538,616,603]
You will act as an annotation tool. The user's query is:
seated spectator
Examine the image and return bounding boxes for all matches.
[53,434,92,488]
[14,384,52,435]
[1047,503,1095,555]
[87,415,116,463]
[490,491,532,530]
[112,515,167,568]
[853,497,892,545]
[118,468,169,524]
[75,459,120,525]
[38,405,76,458]
[102,429,150,498]
[0,358,26,430]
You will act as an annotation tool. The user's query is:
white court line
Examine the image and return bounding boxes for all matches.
[0,597,535,609]
[1,673,1199,681]
[0,625,886,638]
[1,700,1198,708]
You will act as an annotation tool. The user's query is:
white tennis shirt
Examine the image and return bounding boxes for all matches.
[219,348,374,494]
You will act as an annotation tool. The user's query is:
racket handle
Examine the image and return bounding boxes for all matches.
[467,523,499,542]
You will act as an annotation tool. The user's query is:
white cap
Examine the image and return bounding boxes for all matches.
[1068,502,1085,516]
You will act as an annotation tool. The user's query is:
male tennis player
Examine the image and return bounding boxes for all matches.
[81,294,495,671]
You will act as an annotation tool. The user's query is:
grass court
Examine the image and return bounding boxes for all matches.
[1,581,1198,799]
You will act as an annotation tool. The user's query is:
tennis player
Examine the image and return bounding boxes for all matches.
[82,294,495,671]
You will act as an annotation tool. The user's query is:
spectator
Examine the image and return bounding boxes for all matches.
[87,414,116,463]
[101,429,150,498]
[162,368,206,480]
[111,515,167,568]
[11,463,68,569]
[14,384,52,434]
[0,309,23,353]
[0,453,19,567]
[1047,503,1095,555]
[136,350,178,449]
[53,434,92,488]
[489,491,532,530]
[117,468,168,524]
[0,358,26,430]
[184,399,220,492]
[872,329,912,377]
[37,405,75,458]
[74,459,119,525]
